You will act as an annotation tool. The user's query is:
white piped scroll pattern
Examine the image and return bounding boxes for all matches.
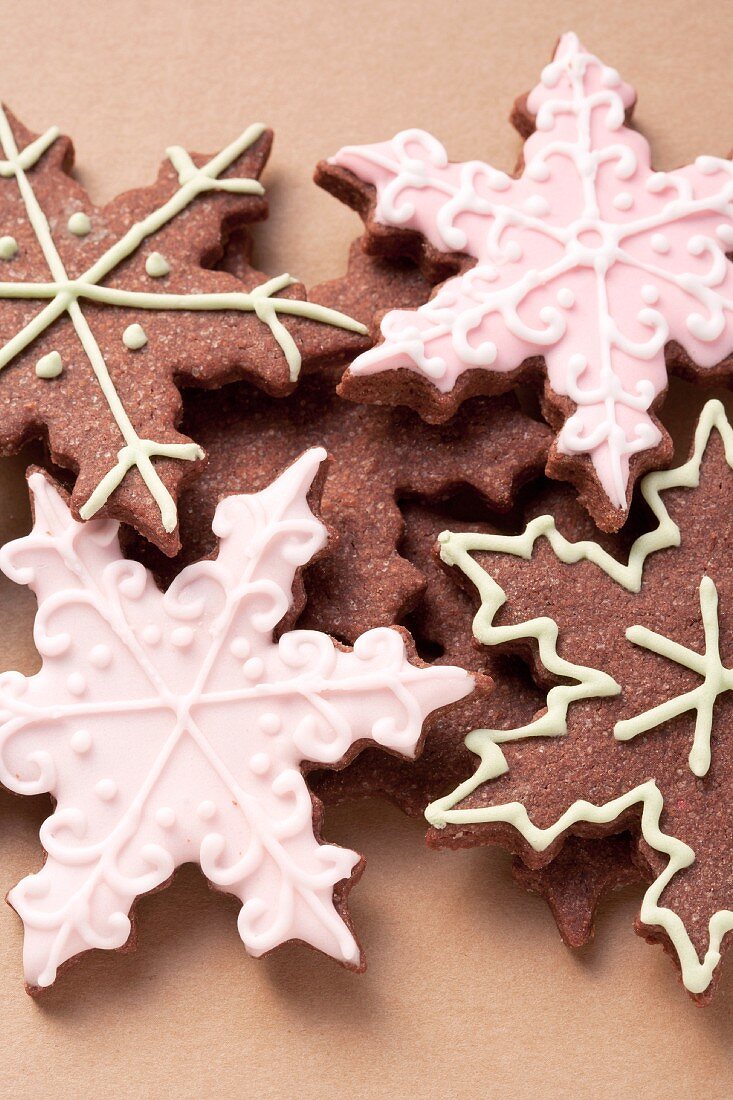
[330,32,733,511]
[0,111,365,533]
[0,450,472,988]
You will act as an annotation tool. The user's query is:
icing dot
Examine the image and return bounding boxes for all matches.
[66,672,86,697]
[197,800,216,821]
[613,192,633,211]
[602,66,621,87]
[524,195,550,217]
[229,636,250,660]
[123,323,148,350]
[70,729,92,754]
[35,351,63,379]
[259,712,281,736]
[504,241,522,263]
[142,624,161,646]
[646,172,667,193]
[145,251,170,278]
[568,353,587,375]
[476,267,498,284]
[641,284,660,305]
[540,61,562,89]
[243,656,264,681]
[0,235,18,259]
[488,171,511,192]
[716,225,733,248]
[696,156,720,175]
[156,807,176,828]
[249,752,270,776]
[68,211,91,236]
[95,778,117,802]
[557,288,575,310]
[89,643,112,669]
[171,626,194,649]
[526,161,550,183]
[651,233,670,254]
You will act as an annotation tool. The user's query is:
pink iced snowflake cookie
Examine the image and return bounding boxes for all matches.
[317,32,733,531]
[0,450,473,992]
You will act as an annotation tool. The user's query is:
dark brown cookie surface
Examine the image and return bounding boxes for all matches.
[135,371,550,641]
[312,496,640,950]
[310,503,542,813]
[511,833,640,949]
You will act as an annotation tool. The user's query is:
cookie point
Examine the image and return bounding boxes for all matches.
[341,936,362,967]
[555,30,581,56]
[307,445,328,465]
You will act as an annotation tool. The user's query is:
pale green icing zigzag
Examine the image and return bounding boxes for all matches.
[426,398,733,994]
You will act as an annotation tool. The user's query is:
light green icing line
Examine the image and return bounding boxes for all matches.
[0,111,367,532]
[0,126,59,178]
[35,350,62,378]
[0,274,365,383]
[67,211,91,236]
[122,323,147,350]
[145,251,170,278]
[0,235,17,259]
[616,575,733,777]
[425,398,733,995]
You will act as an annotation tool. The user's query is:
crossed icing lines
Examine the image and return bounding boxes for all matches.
[0,108,364,532]
[617,575,733,778]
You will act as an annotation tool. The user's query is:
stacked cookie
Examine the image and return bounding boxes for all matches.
[0,32,732,1003]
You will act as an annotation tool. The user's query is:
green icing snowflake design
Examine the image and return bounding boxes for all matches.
[617,574,733,778]
[426,400,733,995]
[0,108,365,533]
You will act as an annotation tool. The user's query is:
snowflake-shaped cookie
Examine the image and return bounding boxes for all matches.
[0,108,365,552]
[321,33,733,530]
[426,400,733,1000]
[0,450,471,991]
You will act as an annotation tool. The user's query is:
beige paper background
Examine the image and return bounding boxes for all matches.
[0,1,732,1096]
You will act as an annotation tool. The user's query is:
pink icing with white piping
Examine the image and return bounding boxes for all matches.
[0,450,473,988]
[329,32,733,510]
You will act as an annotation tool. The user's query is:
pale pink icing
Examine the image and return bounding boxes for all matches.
[330,32,733,509]
[0,451,473,988]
